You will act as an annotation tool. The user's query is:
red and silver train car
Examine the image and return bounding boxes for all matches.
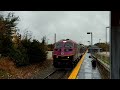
[52,39,84,68]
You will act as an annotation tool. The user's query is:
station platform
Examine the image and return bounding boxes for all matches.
[77,53,101,79]
[68,51,101,79]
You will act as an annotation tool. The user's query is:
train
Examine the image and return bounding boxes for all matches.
[52,39,86,68]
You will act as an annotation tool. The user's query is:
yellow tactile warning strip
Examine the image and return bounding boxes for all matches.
[68,50,88,79]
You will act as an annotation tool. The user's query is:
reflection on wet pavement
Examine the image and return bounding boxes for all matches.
[77,53,101,79]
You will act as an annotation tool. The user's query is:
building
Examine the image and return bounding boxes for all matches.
[88,45,102,54]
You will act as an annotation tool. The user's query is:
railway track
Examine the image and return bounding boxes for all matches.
[44,68,72,79]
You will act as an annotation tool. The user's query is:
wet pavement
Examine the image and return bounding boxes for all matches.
[77,53,101,79]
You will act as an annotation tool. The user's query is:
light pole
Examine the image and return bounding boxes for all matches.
[87,32,93,46]
[54,33,56,44]
[99,39,101,44]
[106,27,110,54]
[87,41,90,45]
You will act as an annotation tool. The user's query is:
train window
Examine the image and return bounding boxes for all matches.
[64,42,73,48]
[55,42,63,48]
[74,44,77,48]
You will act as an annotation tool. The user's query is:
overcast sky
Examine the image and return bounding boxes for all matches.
[3,11,110,45]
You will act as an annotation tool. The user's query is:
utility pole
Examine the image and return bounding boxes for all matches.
[91,32,93,45]
[106,27,109,55]
[99,39,101,44]
[54,33,56,44]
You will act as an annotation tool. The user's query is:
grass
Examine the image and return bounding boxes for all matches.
[0,57,38,79]
[0,69,12,79]
[0,57,53,79]
[94,53,110,65]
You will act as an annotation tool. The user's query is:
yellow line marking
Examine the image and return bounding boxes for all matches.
[68,50,88,79]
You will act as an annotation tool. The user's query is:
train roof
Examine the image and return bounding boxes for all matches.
[56,39,78,44]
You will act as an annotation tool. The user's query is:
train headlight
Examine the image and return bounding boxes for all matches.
[61,52,64,55]
[67,56,69,58]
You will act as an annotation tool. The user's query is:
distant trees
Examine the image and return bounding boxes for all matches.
[0,12,19,56]
[94,42,109,51]
[47,44,54,51]
[28,39,48,63]
[0,12,48,67]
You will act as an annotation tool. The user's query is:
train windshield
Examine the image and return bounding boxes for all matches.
[55,42,63,48]
[64,42,73,48]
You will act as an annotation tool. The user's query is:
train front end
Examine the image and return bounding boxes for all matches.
[52,39,76,68]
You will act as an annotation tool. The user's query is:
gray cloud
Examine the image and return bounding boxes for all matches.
[4,11,110,45]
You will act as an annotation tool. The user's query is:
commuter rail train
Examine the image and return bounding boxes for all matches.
[52,39,86,68]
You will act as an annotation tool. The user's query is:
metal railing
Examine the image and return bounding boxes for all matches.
[91,55,110,79]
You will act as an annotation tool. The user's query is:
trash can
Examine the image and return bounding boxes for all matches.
[91,59,96,68]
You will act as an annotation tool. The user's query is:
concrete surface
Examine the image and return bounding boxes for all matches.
[77,53,101,79]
